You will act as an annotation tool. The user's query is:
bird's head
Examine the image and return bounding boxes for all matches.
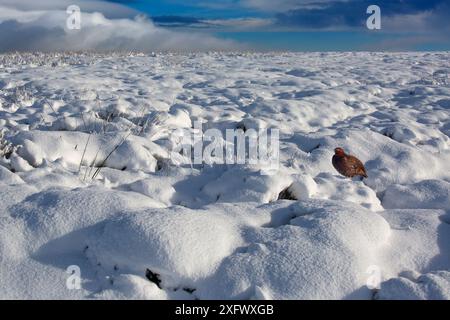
[334,147,345,156]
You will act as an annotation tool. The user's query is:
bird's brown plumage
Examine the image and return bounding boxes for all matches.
[332,147,368,178]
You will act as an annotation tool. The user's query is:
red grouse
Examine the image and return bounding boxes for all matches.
[332,147,368,178]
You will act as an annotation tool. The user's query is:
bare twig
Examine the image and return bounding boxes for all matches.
[78,133,91,176]
[91,130,133,180]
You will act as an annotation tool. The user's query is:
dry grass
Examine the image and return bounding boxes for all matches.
[0,130,15,159]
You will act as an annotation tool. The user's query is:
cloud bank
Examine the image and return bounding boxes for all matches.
[0,1,237,52]
[272,0,450,32]
[173,0,449,33]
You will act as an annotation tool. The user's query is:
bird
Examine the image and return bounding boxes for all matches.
[332,147,368,178]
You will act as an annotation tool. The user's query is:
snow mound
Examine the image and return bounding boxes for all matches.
[382,180,450,209]
[378,209,450,277]
[377,271,450,300]
[0,165,24,185]
[199,200,391,300]
[87,206,242,287]
[2,186,159,258]
[280,174,318,201]
[314,173,383,211]
[281,173,382,211]
[127,178,176,206]
[11,131,167,173]
[202,166,292,204]
[92,274,193,300]
[144,109,192,140]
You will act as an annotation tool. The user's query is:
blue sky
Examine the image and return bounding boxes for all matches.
[0,0,449,51]
[109,0,450,51]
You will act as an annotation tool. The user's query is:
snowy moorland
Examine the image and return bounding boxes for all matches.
[0,52,449,300]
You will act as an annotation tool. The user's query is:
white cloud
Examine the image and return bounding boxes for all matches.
[378,9,450,34]
[382,11,432,33]
[0,0,139,18]
[0,1,237,52]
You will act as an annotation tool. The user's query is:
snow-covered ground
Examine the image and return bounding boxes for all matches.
[0,52,449,300]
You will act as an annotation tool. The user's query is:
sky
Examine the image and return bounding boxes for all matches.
[0,0,449,51]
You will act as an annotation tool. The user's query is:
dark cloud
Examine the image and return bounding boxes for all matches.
[151,16,209,28]
[275,0,447,30]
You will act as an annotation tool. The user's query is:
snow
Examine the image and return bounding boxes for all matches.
[0,164,24,185]
[378,209,450,278]
[0,51,450,300]
[382,180,450,209]
[11,130,165,173]
[377,271,450,300]
[198,200,391,300]
[287,174,318,200]
[87,206,243,287]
